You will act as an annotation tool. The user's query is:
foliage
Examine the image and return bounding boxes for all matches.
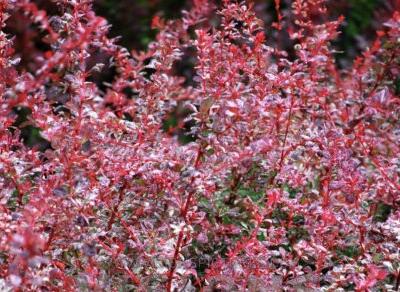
[0,0,399,291]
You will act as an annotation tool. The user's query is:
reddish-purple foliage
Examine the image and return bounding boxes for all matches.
[0,0,399,291]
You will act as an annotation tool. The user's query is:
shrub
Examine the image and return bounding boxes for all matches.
[0,0,399,290]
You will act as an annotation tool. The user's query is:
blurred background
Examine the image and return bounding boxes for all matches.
[92,0,398,65]
[9,0,398,63]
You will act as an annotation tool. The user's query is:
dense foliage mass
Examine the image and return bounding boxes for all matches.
[0,0,399,290]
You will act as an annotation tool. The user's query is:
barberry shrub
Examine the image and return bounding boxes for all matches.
[1,0,399,291]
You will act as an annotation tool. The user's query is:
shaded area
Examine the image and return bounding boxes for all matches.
[93,0,188,51]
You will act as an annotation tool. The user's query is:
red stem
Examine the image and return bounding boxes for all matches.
[166,147,202,292]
